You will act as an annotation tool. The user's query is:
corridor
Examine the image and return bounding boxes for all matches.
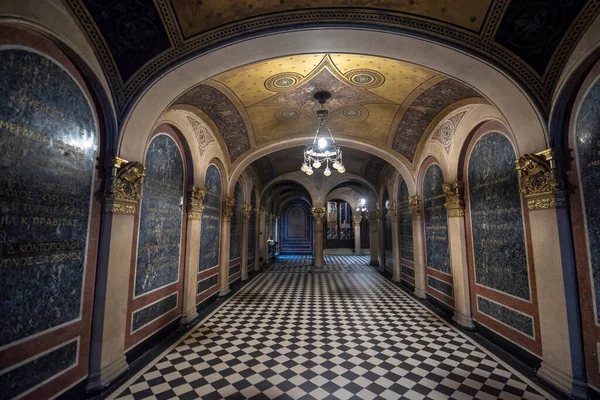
[110,256,551,400]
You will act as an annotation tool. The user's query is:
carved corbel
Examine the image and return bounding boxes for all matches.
[516,149,566,210]
[187,186,206,220]
[311,207,327,220]
[104,157,145,214]
[222,197,235,220]
[442,181,465,218]
[408,195,422,221]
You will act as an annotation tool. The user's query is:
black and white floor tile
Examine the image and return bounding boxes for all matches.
[110,255,553,400]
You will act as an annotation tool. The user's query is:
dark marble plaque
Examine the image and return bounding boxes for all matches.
[197,274,217,294]
[0,49,97,346]
[199,165,221,275]
[248,189,256,259]
[229,264,241,276]
[467,132,530,300]
[477,296,534,337]
[401,264,415,278]
[230,182,242,261]
[427,275,453,298]
[0,340,78,400]
[423,164,451,274]
[398,181,414,261]
[135,135,184,296]
[131,293,178,332]
[576,78,600,322]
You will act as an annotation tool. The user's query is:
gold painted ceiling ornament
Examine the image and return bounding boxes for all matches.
[516,149,566,210]
[300,91,345,177]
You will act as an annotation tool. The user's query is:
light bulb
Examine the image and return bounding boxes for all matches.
[332,161,340,169]
[318,137,328,150]
[338,165,346,173]
[324,167,331,176]
[306,168,314,176]
[300,163,307,172]
[312,160,321,169]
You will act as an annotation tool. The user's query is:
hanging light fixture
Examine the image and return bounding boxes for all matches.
[301,91,344,176]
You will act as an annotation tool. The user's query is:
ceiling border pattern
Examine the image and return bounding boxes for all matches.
[64,0,600,115]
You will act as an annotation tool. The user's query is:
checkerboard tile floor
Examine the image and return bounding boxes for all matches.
[266,255,372,273]
[110,255,553,400]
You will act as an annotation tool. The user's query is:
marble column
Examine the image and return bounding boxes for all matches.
[443,182,474,329]
[240,204,252,281]
[87,157,144,391]
[181,186,206,324]
[312,207,326,271]
[260,211,269,266]
[409,196,427,299]
[254,209,262,271]
[368,211,380,268]
[352,215,362,254]
[390,203,401,282]
[218,197,235,297]
[517,150,586,398]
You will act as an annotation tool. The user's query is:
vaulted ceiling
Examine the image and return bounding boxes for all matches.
[69,0,598,112]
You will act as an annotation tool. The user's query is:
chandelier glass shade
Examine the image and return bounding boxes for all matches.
[301,92,344,176]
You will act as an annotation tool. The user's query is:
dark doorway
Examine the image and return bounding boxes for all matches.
[325,200,354,249]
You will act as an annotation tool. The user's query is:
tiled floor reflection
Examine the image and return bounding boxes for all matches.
[111,256,552,400]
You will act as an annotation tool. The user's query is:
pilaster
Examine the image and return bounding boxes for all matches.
[517,149,586,398]
[240,204,252,281]
[218,197,235,297]
[442,181,473,329]
[409,196,427,299]
[312,207,326,271]
[254,209,262,271]
[352,215,362,254]
[181,186,205,324]
[88,157,145,391]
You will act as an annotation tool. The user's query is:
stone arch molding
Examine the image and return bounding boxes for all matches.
[120,29,548,183]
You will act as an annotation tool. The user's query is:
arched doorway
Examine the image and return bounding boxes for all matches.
[325,200,354,249]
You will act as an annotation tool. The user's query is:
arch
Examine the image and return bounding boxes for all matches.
[118,29,547,187]
[459,123,541,355]
[280,200,313,255]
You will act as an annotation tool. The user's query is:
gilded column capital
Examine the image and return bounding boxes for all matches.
[368,210,381,224]
[442,181,465,218]
[187,186,206,220]
[516,149,566,211]
[352,215,363,225]
[242,204,253,222]
[104,156,145,215]
[222,197,235,221]
[408,196,422,221]
[311,207,327,220]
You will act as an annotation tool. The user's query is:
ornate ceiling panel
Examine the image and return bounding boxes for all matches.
[205,54,442,147]
[173,83,251,162]
[68,0,600,113]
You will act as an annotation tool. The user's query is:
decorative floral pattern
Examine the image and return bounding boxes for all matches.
[431,111,467,152]
[175,84,250,162]
[187,115,215,155]
[392,79,481,162]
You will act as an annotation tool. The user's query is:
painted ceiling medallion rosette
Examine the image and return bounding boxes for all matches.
[432,111,468,152]
[337,105,369,122]
[275,107,301,122]
[344,69,385,89]
[265,72,304,92]
[187,115,215,155]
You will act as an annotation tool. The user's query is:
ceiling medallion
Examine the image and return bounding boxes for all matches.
[344,69,385,89]
[276,107,301,121]
[265,72,304,91]
[300,91,345,177]
[339,105,369,121]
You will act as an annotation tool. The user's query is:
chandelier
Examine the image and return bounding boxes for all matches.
[300,91,345,177]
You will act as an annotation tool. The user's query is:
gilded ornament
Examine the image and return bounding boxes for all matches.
[408,195,422,220]
[442,181,465,217]
[242,204,253,221]
[516,149,566,211]
[352,215,363,224]
[389,202,399,220]
[104,157,145,214]
[222,197,235,219]
[187,186,207,220]
[311,207,327,220]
